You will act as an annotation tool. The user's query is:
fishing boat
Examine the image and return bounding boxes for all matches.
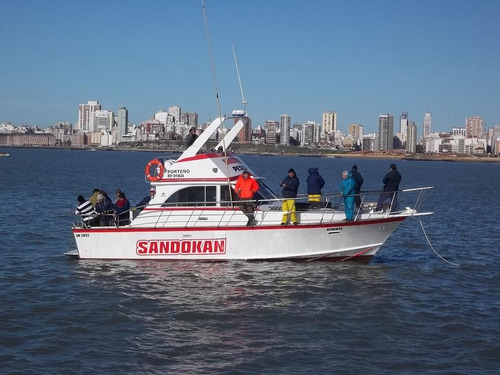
[68,114,434,262]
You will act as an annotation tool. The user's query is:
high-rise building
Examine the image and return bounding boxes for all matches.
[237,116,252,143]
[406,121,417,153]
[348,123,364,140]
[280,114,291,145]
[168,106,181,124]
[78,100,101,132]
[378,114,394,150]
[265,121,278,144]
[348,123,364,150]
[423,112,432,139]
[322,111,337,141]
[94,110,114,131]
[400,112,408,137]
[465,116,484,138]
[117,106,128,142]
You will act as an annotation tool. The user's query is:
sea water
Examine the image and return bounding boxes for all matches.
[1,148,499,374]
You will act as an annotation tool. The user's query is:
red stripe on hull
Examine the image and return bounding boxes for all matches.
[72,216,406,234]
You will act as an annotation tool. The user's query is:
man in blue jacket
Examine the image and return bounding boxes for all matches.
[307,167,325,207]
[280,168,300,225]
[340,170,355,221]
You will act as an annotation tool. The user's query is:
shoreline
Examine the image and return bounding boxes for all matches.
[2,144,500,163]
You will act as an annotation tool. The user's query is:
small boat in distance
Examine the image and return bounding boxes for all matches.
[69,115,434,262]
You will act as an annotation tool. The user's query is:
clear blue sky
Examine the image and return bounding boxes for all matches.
[1,0,499,135]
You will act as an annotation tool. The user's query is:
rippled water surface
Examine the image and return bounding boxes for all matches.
[1,148,499,374]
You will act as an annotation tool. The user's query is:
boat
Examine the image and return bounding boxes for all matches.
[68,113,434,262]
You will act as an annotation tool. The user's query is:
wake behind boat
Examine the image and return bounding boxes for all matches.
[69,115,434,262]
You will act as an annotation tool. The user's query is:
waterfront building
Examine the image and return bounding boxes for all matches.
[236,116,252,143]
[406,121,417,153]
[168,106,181,124]
[322,111,337,142]
[423,112,432,139]
[94,110,114,131]
[180,112,198,127]
[280,114,291,145]
[465,116,484,138]
[0,133,56,147]
[451,127,466,137]
[78,100,101,132]
[425,133,442,153]
[489,125,500,154]
[117,106,128,142]
[400,112,408,138]
[0,122,16,133]
[348,123,364,150]
[264,121,278,144]
[362,133,378,151]
[378,114,394,151]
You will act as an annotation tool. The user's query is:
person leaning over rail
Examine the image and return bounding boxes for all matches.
[306,167,325,208]
[280,168,300,225]
[133,187,155,218]
[75,195,99,227]
[95,192,115,226]
[234,170,259,226]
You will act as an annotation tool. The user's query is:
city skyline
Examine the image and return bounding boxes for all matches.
[1,0,499,133]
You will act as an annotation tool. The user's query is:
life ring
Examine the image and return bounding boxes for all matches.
[145,159,164,182]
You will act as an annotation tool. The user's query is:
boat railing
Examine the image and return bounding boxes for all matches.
[72,187,434,229]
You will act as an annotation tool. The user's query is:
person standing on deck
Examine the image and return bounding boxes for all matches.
[375,163,402,212]
[350,165,364,210]
[186,127,198,147]
[340,170,355,221]
[280,168,300,225]
[307,167,325,207]
[234,170,259,226]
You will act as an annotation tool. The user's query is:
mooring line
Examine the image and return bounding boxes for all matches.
[419,218,459,267]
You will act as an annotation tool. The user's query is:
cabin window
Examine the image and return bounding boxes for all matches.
[162,186,217,207]
[220,185,236,206]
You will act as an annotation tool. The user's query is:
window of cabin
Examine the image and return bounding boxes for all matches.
[220,185,236,206]
[162,186,217,207]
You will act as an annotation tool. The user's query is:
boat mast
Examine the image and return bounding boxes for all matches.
[232,44,247,115]
[201,0,233,201]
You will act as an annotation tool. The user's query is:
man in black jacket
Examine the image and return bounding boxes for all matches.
[280,168,300,225]
[375,164,402,212]
[351,165,364,210]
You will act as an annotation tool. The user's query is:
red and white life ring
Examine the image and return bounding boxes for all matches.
[145,159,164,182]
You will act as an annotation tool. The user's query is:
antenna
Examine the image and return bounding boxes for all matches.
[201,0,222,120]
[232,45,247,115]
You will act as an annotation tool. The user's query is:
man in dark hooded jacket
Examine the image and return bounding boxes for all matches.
[306,167,325,207]
[351,165,364,210]
[376,163,402,212]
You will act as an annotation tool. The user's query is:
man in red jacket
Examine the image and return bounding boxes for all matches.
[234,170,259,226]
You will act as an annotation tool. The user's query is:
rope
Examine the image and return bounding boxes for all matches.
[419,218,459,267]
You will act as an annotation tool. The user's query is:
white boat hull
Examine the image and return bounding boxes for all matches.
[72,216,406,262]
